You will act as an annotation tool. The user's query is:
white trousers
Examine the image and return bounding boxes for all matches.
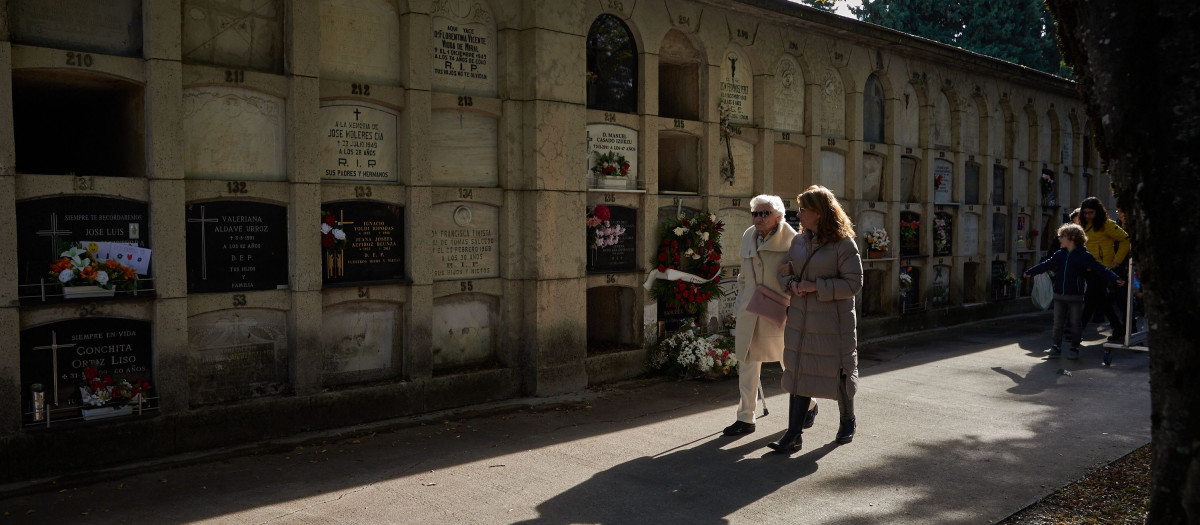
[736,360,763,423]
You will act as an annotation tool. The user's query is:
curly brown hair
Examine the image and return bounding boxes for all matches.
[798,185,855,242]
[1057,223,1088,246]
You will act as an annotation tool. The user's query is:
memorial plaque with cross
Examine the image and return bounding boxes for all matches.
[16,197,150,290]
[186,201,288,293]
[321,201,406,286]
[20,318,153,422]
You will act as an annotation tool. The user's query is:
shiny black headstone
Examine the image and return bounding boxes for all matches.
[587,205,637,273]
[321,201,406,286]
[186,201,288,293]
[16,196,150,288]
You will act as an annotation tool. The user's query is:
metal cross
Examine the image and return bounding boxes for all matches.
[36,212,73,259]
[188,205,219,280]
[31,331,75,406]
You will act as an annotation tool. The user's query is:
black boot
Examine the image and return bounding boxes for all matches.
[836,373,855,444]
[767,395,808,453]
[835,416,856,444]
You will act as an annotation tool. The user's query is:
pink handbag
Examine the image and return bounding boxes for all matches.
[745,262,788,327]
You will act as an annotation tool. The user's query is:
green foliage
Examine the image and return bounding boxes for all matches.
[851,0,1071,77]
[798,0,840,12]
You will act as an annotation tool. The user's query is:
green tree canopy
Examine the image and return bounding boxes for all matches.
[850,0,1070,77]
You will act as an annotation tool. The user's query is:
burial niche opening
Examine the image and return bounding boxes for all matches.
[12,71,144,177]
[863,74,885,144]
[658,132,699,193]
[861,269,886,317]
[587,286,638,354]
[963,262,981,303]
[587,14,637,114]
[658,30,701,121]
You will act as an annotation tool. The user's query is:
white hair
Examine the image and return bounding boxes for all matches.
[749,194,786,217]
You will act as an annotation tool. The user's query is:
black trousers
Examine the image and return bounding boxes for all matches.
[1082,273,1123,336]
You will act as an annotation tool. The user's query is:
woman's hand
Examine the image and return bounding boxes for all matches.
[778,263,794,276]
[790,279,818,297]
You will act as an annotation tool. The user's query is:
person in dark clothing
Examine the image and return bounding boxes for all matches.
[1078,198,1130,341]
[1024,224,1124,360]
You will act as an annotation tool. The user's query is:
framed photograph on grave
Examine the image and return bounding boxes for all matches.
[186,201,288,293]
[586,205,637,273]
[321,201,406,286]
[16,197,151,302]
[20,317,154,424]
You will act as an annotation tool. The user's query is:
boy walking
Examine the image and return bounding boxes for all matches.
[1023,224,1124,360]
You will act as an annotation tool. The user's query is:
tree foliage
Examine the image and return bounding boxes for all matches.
[851,0,1070,77]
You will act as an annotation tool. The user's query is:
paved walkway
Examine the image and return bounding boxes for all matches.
[0,314,1151,524]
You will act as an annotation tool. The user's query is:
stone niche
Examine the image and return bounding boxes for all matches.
[586,286,637,350]
[319,101,399,183]
[933,211,953,256]
[964,163,981,205]
[16,196,150,295]
[930,264,952,307]
[719,48,753,125]
[863,74,884,144]
[818,150,846,198]
[430,109,498,187]
[1016,213,1033,251]
[963,261,982,303]
[992,165,1007,205]
[861,268,886,317]
[8,0,142,56]
[322,301,403,385]
[1014,167,1031,206]
[900,156,920,203]
[658,132,699,193]
[188,308,290,406]
[773,142,804,199]
[319,0,402,85]
[186,200,289,293]
[861,153,884,202]
[431,293,498,371]
[717,208,752,270]
[658,29,702,121]
[900,265,921,312]
[964,98,982,154]
[182,0,284,73]
[430,202,499,280]
[990,105,1007,158]
[819,67,845,137]
[934,158,953,204]
[932,91,952,150]
[722,137,755,196]
[433,0,498,97]
[12,72,144,177]
[899,210,921,257]
[774,55,804,133]
[586,124,639,189]
[961,212,980,255]
[322,200,406,286]
[897,83,920,148]
[20,317,153,423]
[586,14,637,113]
[991,212,1008,254]
[183,86,286,181]
[586,205,638,273]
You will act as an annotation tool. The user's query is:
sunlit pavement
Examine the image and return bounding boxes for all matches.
[0,313,1149,524]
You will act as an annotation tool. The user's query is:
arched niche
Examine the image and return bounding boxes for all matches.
[897,83,921,148]
[1014,109,1031,161]
[933,158,953,204]
[963,261,982,303]
[430,109,498,187]
[431,292,498,371]
[658,29,701,120]
[861,269,886,317]
[819,67,846,137]
[1062,118,1075,166]
[818,150,846,198]
[12,71,145,177]
[991,101,1012,159]
[716,208,751,269]
[900,156,920,203]
[773,142,804,199]
[861,153,885,202]
[182,0,284,73]
[183,86,286,181]
[964,96,983,154]
[8,0,142,56]
[858,209,887,256]
[991,212,1008,254]
[961,212,980,255]
[587,14,637,113]
[863,74,885,144]
[432,0,498,97]
[723,137,755,195]
[587,286,638,349]
[1038,110,1054,163]
[900,264,921,312]
[899,210,921,257]
[658,131,699,193]
[991,165,1007,206]
[930,264,952,307]
[719,47,753,126]
[774,55,805,133]
[964,162,981,205]
[933,211,953,256]
[1014,166,1031,207]
[320,0,402,86]
[321,301,404,385]
[188,308,290,406]
[932,90,952,149]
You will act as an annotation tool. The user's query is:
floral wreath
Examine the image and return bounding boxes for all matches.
[586,205,626,248]
[648,213,724,309]
[321,211,348,252]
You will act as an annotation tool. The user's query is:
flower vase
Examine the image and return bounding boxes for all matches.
[62,285,116,299]
[867,250,884,259]
[81,405,134,421]
[602,176,629,190]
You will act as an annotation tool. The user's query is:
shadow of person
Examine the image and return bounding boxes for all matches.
[514,432,838,524]
[990,355,1072,396]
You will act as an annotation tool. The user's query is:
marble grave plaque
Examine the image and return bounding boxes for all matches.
[930,265,951,306]
[819,150,846,198]
[319,0,401,85]
[934,159,954,204]
[320,102,398,182]
[962,213,980,255]
[322,201,405,286]
[862,154,884,201]
[431,293,497,369]
[586,124,639,182]
[8,0,142,56]
[17,197,149,290]
[183,86,286,181]
[188,308,289,405]
[719,49,753,125]
[431,0,498,97]
[587,205,637,273]
[20,317,153,422]
[322,302,401,382]
[182,0,283,72]
[186,201,289,293]
[430,110,498,187]
[431,202,499,280]
[773,56,804,133]
[992,165,1007,205]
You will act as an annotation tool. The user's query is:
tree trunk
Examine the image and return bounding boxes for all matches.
[1046,1,1200,522]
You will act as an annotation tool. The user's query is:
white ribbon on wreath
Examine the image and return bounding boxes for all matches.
[642,268,719,291]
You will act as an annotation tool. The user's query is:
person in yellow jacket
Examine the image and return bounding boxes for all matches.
[1079,197,1130,341]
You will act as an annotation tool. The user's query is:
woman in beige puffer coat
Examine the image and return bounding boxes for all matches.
[768,185,863,454]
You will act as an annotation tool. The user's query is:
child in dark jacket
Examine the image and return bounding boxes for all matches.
[1023,224,1124,360]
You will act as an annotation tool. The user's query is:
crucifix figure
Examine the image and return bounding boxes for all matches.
[31,331,75,406]
[36,212,73,259]
[188,205,219,280]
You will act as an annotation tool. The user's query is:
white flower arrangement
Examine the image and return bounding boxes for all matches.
[648,322,738,378]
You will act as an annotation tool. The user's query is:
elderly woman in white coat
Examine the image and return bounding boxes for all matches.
[768,185,863,453]
[721,195,798,437]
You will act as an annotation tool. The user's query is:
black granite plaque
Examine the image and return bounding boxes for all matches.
[965,163,981,205]
[587,205,637,273]
[16,197,150,288]
[321,201,405,286]
[900,211,921,257]
[186,201,288,293]
[992,165,1006,205]
[657,302,702,337]
[933,212,953,256]
[991,213,1008,254]
[20,317,153,422]
[784,209,800,231]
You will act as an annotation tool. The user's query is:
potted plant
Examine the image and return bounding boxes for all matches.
[591,151,631,189]
[863,226,890,259]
